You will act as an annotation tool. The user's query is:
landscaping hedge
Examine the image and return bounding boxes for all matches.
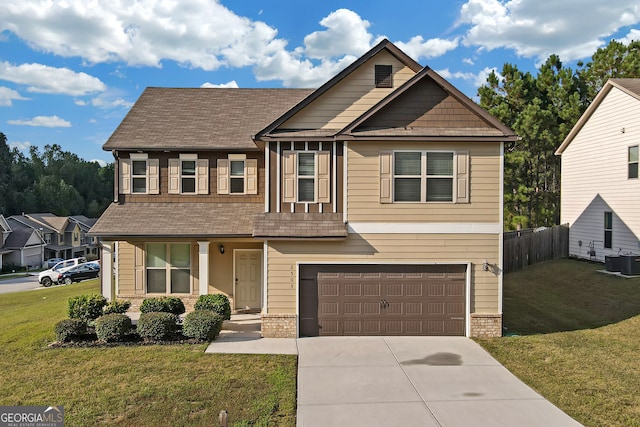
[140,297,185,316]
[103,299,131,315]
[194,294,231,320]
[182,310,224,341]
[68,294,107,322]
[95,313,132,342]
[54,318,87,342]
[136,312,177,341]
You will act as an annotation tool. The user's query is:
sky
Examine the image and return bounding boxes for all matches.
[1,0,639,166]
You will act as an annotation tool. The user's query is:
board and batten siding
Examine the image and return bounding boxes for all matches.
[347,142,501,223]
[561,86,640,259]
[265,233,500,315]
[282,51,417,130]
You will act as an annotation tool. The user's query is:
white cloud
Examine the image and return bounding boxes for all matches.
[458,0,640,62]
[0,86,28,106]
[619,28,640,44]
[436,66,498,88]
[0,62,106,95]
[395,36,459,60]
[8,140,31,151]
[0,3,465,89]
[7,115,71,127]
[201,80,239,88]
[303,9,373,59]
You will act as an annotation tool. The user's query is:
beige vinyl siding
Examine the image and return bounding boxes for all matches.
[282,51,417,130]
[561,87,640,259]
[348,142,501,222]
[207,241,263,297]
[266,233,499,314]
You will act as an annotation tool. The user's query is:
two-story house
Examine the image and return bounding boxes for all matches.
[91,39,517,338]
[556,78,640,263]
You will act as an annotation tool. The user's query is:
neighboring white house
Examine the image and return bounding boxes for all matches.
[556,78,640,262]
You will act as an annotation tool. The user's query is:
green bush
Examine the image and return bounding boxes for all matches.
[194,294,231,320]
[103,300,131,315]
[136,312,177,341]
[95,313,132,342]
[182,310,224,341]
[68,294,107,322]
[54,318,87,342]
[140,297,185,315]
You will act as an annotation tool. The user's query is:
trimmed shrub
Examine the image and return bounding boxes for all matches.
[54,318,87,342]
[103,300,131,315]
[136,312,177,341]
[140,296,185,315]
[68,294,107,322]
[164,297,186,315]
[194,294,231,320]
[182,310,224,341]
[95,313,132,342]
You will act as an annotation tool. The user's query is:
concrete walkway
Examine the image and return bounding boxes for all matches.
[205,317,582,427]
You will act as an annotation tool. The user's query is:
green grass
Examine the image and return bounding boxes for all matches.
[477,258,640,427]
[0,281,297,426]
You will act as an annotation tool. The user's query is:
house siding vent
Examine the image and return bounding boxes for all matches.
[375,65,393,88]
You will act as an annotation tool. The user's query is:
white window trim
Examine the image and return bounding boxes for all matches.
[131,159,148,194]
[297,151,317,203]
[229,159,246,195]
[393,150,455,203]
[180,159,197,194]
[145,243,192,295]
[629,145,638,179]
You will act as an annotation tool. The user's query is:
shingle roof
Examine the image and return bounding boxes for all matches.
[4,219,35,248]
[90,202,264,237]
[103,88,313,151]
[253,213,347,239]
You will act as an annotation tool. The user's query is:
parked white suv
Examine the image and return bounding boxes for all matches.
[38,257,87,287]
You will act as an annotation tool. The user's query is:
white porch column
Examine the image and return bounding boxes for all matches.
[197,241,210,296]
[101,241,114,301]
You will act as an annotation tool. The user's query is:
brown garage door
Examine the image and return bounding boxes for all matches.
[299,264,466,336]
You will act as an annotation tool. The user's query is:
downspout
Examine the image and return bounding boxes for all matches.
[112,150,119,203]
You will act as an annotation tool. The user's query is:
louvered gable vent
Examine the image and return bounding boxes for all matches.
[375,64,393,88]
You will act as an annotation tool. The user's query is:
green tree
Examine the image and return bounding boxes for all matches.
[0,132,12,215]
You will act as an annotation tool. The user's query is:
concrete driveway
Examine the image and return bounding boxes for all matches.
[206,318,582,426]
[296,336,582,427]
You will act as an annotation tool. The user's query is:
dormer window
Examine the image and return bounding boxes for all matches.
[375,65,393,88]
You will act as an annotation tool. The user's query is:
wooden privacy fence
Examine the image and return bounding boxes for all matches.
[503,224,569,273]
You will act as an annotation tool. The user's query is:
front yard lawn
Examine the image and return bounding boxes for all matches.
[0,281,296,426]
[477,258,640,427]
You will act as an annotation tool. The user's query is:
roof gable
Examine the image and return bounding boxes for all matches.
[340,67,516,140]
[255,39,423,139]
[556,78,640,155]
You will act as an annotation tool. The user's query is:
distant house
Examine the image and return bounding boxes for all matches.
[5,213,99,267]
[91,39,517,338]
[2,217,45,269]
[556,79,640,261]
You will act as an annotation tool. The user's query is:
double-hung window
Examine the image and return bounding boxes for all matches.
[120,153,160,195]
[282,150,331,204]
[146,243,191,294]
[181,160,196,193]
[393,151,454,202]
[629,146,638,179]
[230,160,245,194]
[168,155,209,194]
[217,155,257,195]
[297,152,316,202]
[131,160,148,193]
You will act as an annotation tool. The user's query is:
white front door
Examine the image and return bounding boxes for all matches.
[234,250,262,310]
